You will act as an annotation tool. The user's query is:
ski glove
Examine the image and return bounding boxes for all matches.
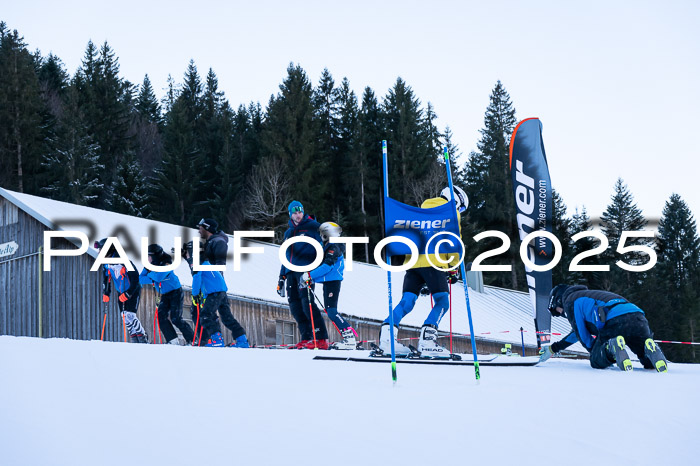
[118,292,130,303]
[301,272,312,286]
[538,345,554,363]
[419,284,431,296]
[447,270,459,284]
[277,276,286,297]
[102,294,110,303]
[192,294,204,306]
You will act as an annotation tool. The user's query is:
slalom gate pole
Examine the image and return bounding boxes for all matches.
[444,146,479,381]
[520,327,525,356]
[383,139,397,384]
[152,311,157,344]
[192,302,201,346]
[306,285,318,349]
[309,287,342,336]
[100,301,108,341]
[449,283,453,353]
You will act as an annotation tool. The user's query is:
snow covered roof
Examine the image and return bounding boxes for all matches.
[1,188,583,351]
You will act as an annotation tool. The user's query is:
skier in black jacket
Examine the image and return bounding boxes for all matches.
[193,218,248,347]
[277,201,329,349]
[541,284,668,372]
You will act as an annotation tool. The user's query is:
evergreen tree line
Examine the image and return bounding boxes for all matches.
[1,23,698,361]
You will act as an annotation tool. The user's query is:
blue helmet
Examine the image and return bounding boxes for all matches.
[288,200,304,217]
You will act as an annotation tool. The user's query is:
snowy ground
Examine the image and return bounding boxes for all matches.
[1,336,697,466]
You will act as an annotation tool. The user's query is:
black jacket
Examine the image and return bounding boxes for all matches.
[204,231,229,266]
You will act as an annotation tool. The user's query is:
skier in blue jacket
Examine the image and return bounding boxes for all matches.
[277,201,328,349]
[191,261,229,347]
[96,238,148,343]
[139,244,194,345]
[301,222,358,350]
[541,284,668,372]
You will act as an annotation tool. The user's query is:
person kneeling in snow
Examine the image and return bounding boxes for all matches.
[541,284,668,372]
[139,244,194,345]
[300,222,358,350]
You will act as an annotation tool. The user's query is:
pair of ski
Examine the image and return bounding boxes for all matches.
[314,343,541,366]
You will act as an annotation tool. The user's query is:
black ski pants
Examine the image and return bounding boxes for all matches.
[589,313,655,369]
[193,291,224,346]
[286,272,328,341]
[157,288,194,344]
[216,294,246,340]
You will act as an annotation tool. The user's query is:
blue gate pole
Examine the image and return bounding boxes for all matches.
[383,140,398,383]
[443,147,480,381]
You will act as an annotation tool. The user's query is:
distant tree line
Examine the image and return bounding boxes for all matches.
[1,22,697,361]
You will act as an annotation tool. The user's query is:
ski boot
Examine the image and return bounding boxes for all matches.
[205,331,225,347]
[330,327,358,350]
[130,333,149,344]
[644,338,668,372]
[292,340,310,349]
[417,324,451,358]
[167,338,181,345]
[606,335,633,371]
[303,339,329,350]
[378,324,411,357]
[230,335,250,348]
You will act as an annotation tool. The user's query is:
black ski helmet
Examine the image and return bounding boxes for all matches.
[548,284,569,316]
[94,238,107,250]
[148,244,164,257]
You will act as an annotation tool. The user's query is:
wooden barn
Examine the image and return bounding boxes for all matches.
[0,187,582,355]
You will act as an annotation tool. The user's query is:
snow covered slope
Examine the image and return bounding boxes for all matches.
[0,336,696,466]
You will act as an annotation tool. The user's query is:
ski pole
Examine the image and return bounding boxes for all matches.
[449,282,453,353]
[192,302,201,346]
[520,327,525,356]
[100,301,108,341]
[121,313,127,343]
[305,283,318,349]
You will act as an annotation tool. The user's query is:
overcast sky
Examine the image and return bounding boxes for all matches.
[4,0,699,223]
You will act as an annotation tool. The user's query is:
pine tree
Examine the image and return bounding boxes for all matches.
[464,81,519,288]
[136,74,161,124]
[74,41,134,208]
[112,151,150,217]
[599,178,649,296]
[569,206,598,287]
[382,77,429,203]
[335,77,359,228]
[355,86,384,262]
[261,63,318,210]
[133,74,163,177]
[642,194,700,362]
[41,85,104,206]
[0,25,44,193]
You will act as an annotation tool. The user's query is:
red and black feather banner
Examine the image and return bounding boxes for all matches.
[510,118,553,347]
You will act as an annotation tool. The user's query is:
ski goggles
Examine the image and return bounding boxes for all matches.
[289,205,304,214]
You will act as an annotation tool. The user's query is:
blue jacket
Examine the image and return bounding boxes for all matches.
[279,215,323,277]
[552,285,643,352]
[310,243,345,283]
[102,262,140,297]
[191,261,228,298]
[139,268,181,295]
